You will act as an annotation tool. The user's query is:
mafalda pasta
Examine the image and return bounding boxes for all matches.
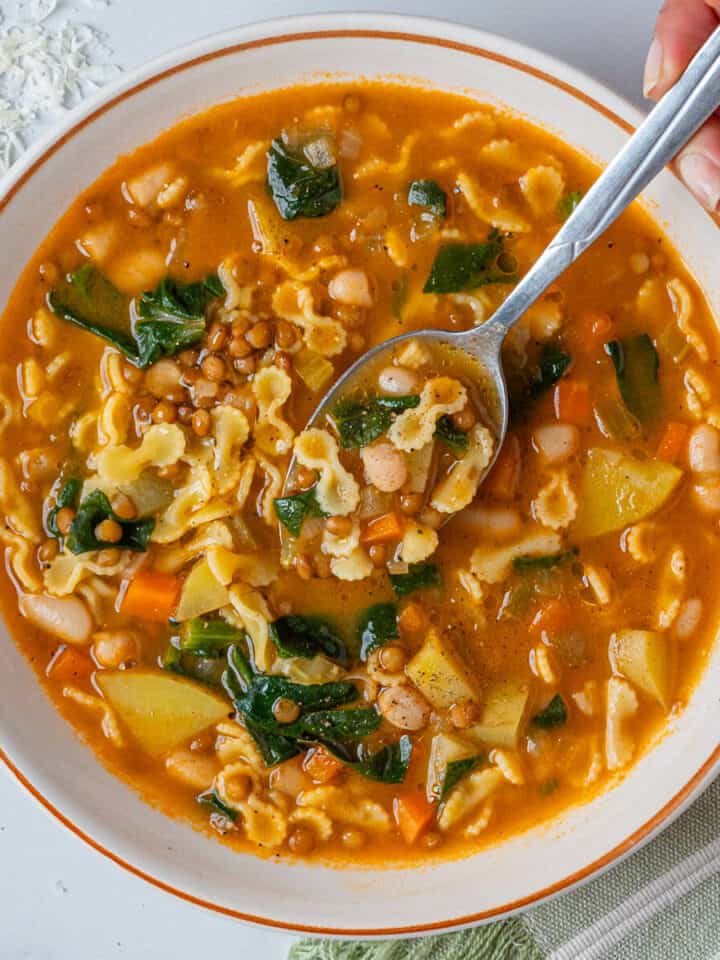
[0,82,717,866]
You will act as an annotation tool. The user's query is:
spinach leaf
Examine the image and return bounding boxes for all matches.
[273,486,327,537]
[286,707,380,741]
[245,718,301,766]
[161,644,227,688]
[271,614,348,663]
[604,334,660,423]
[135,274,223,367]
[389,563,441,597]
[391,273,409,320]
[352,735,413,784]
[331,395,420,449]
[47,477,82,538]
[532,694,567,729]
[65,490,154,555]
[180,618,241,656]
[408,179,447,217]
[558,191,583,220]
[513,549,577,571]
[537,345,572,390]
[267,138,342,220]
[435,414,469,453]
[196,789,238,821]
[235,675,358,732]
[48,265,138,360]
[439,755,484,803]
[358,603,399,660]
[423,234,516,294]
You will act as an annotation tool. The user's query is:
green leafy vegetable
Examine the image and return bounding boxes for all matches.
[558,191,582,220]
[273,486,326,537]
[48,265,137,359]
[271,614,347,662]
[408,179,447,217]
[351,735,413,784]
[513,549,577,571]
[532,694,567,729]
[435,414,469,453]
[439,755,484,802]
[331,395,420,449]
[65,490,154,555]
[391,273,409,320]
[135,274,223,367]
[47,477,81,538]
[281,707,380,741]
[358,603,399,660]
[267,137,342,220]
[604,334,660,423]
[48,266,223,368]
[196,789,238,821]
[423,233,517,294]
[390,563,441,597]
[511,344,572,419]
[180,618,241,656]
[161,643,228,688]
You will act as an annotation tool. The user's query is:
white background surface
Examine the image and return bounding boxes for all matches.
[0,0,662,957]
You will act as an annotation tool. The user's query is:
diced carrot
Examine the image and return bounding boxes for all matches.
[657,421,689,464]
[120,570,180,623]
[303,747,344,783]
[578,309,614,347]
[554,380,593,426]
[393,792,436,845]
[398,601,426,635]
[46,645,93,682]
[361,511,404,545]
[483,434,521,500]
[530,599,576,638]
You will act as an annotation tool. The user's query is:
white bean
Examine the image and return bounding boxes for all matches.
[692,479,720,513]
[20,593,93,645]
[328,269,373,307]
[378,685,430,731]
[533,423,579,464]
[145,358,182,399]
[360,441,408,492]
[269,757,313,796]
[377,365,420,395]
[688,424,720,473]
[462,506,522,539]
[674,597,703,639]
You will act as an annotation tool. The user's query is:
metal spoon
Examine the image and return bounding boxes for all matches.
[285,27,720,499]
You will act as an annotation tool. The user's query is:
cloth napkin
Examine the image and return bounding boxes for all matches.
[290,776,720,960]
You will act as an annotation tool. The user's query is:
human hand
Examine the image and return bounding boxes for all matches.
[644,0,720,210]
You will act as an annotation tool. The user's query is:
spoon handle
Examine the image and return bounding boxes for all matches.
[482,25,720,343]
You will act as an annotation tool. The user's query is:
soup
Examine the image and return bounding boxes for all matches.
[1,83,717,865]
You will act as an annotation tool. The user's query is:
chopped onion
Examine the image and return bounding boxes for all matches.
[339,128,363,158]
[303,136,336,170]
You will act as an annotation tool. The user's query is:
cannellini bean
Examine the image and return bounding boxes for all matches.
[328,269,373,307]
[377,365,420,395]
[692,479,720,513]
[92,630,140,668]
[126,162,174,207]
[20,594,93,645]
[360,441,408,492]
[377,684,430,731]
[533,423,579,464]
[674,597,703,639]
[462,506,522,539]
[145,358,182,398]
[165,749,219,789]
[688,424,720,473]
[269,757,314,796]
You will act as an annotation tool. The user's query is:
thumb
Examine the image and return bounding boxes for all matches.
[643,0,719,99]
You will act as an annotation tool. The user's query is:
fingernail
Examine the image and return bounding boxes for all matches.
[643,37,663,97]
[677,154,720,211]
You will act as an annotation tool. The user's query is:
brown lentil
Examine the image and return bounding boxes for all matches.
[274,319,298,349]
[176,349,200,367]
[272,697,301,724]
[121,360,143,386]
[296,467,317,491]
[55,507,76,536]
[95,518,123,544]
[452,407,477,432]
[231,314,251,337]
[38,261,59,284]
[398,601,427,634]
[151,399,178,424]
[38,539,59,563]
[245,320,273,350]
[200,354,226,382]
[191,408,211,437]
[368,543,387,567]
[110,492,137,520]
[288,826,316,855]
[399,492,424,515]
[294,554,315,580]
[379,644,407,673]
[233,356,256,376]
[325,515,353,537]
[96,548,122,566]
[177,404,194,424]
[274,352,292,373]
[206,321,228,351]
[228,336,253,359]
[449,700,480,729]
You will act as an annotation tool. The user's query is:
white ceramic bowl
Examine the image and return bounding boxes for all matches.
[1,13,719,939]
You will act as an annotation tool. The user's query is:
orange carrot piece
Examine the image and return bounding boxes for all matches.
[581,309,614,345]
[303,747,344,783]
[361,511,404,545]
[46,645,93,682]
[483,434,521,500]
[554,380,593,426]
[120,570,180,623]
[530,599,576,638]
[393,792,436,845]
[657,421,689,464]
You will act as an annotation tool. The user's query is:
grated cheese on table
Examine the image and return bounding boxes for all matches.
[0,0,116,174]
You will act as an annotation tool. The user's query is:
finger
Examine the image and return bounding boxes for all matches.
[675,117,720,211]
[643,0,719,99]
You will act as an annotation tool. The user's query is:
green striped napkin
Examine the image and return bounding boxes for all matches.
[290,777,720,960]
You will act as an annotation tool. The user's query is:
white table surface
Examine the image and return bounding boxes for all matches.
[0,0,662,957]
